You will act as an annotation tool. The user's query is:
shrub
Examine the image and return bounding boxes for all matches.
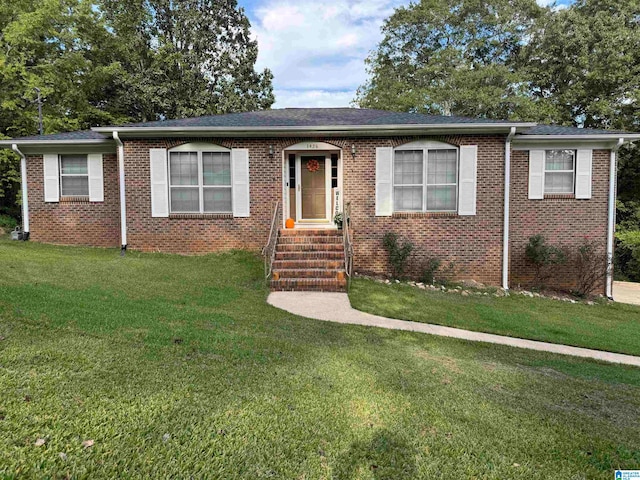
[616,230,640,281]
[0,214,17,233]
[571,238,610,297]
[525,234,566,289]
[419,257,441,284]
[382,232,414,279]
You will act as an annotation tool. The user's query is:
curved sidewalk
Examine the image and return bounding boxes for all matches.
[267,292,640,367]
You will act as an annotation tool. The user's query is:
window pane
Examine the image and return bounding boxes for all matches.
[427,185,456,211]
[169,152,198,185]
[545,172,574,193]
[545,150,574,171]
[170,187,199,212]
[203,152,231,186]
[61,176,89,196]
[427,150,457,184]
[60,155,88,175]
[394,150,423,185]
[394,186,423,211]
[203,187,232,213]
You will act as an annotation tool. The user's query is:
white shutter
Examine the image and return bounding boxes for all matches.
[43,154,59,202]
[575,149,593,199]
[376,147,393,216]
[150,148,169,217]
[88,153,104,202]
[231,148,250,217]
[528,150,545,199]
[458,145,478,215]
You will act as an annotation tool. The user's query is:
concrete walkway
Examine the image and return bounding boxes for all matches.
[613,281,640,306]
[268,292,640,367]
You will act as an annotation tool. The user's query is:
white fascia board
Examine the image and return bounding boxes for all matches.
[92,123,537,137]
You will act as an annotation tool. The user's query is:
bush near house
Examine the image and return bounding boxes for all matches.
[525,235,567,289]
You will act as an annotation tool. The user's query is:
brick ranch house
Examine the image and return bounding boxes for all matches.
[2,108,639,295]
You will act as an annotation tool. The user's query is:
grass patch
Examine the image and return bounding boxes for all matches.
[0,240,639,478]
[349,278,640,357]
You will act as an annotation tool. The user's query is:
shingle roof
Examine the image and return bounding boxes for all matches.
[114,108,521,128]
[520,125,630,136]
[4,130,109,141]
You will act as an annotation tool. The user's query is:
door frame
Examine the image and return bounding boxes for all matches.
[296,154,331,223]
[281,142,343,228]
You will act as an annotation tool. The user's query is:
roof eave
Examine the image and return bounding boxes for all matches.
[0,139,115,147]
[92,123,537,137]
[513,134,640,141]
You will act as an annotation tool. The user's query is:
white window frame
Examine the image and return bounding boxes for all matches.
[393,142,459,213]
[59,154,89,197]
[544,149,576,195]
[168,144,232,214]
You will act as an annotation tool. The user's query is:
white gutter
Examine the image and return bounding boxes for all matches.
[113,132,127,252]
[514,134,640,141]
[11,144,29,238]
[502,127,516,290]
[92,123,537,137]
[606,137,625,299]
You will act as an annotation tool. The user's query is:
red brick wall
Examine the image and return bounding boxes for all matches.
[25,154,120,247]
[23,138,612,292]
[343,135,506,285]
[509,149,610,293]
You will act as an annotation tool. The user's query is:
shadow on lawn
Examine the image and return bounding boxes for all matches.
[332,428,417,480]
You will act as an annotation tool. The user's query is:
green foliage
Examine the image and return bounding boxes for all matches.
[570,238,609,298]
[419,257,441,285]
[616,230,640,282]
[525,235,567,288]
[382,232,414,279]
[0,214,18,232]
[355,0,545,119]
[0,0,274,213]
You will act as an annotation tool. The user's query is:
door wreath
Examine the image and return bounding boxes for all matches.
[306,159,320,172]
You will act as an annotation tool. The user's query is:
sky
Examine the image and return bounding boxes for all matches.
[238,0,574,109]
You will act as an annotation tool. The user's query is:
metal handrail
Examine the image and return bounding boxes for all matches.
[262,201,281,280]
[342,201,354,290]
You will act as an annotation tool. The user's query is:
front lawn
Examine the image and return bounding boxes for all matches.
[349,278,640,357]
[1,240,640,478]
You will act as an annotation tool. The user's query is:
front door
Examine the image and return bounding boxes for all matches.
[297,155,330,222]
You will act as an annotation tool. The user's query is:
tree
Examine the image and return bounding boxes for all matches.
[354,0,545,119]
[101,0,274,122]
[0,0,274,221]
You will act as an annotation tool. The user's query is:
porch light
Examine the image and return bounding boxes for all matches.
[351,144,356,158]
[269,144,274,158]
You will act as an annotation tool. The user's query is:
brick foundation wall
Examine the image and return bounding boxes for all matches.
[509,149,610,294]
[26,154,120,247]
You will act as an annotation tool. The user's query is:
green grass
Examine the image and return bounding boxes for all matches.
[1,240,640,479]
[349,278,640,357]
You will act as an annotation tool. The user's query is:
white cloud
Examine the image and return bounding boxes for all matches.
[274,89,357,108]
[251,0,408,108]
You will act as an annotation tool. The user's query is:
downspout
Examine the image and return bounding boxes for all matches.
[113,132,127,254]
[12,144,29,240]
[502,127,516,290]
[606,137,625,299]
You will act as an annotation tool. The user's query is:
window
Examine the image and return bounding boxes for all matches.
[288,153,296,188]
[544,150,575,194]
[169,150,232,213]
[59,155,89,196]
[331,154,338,188]
[393,147,458,212]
